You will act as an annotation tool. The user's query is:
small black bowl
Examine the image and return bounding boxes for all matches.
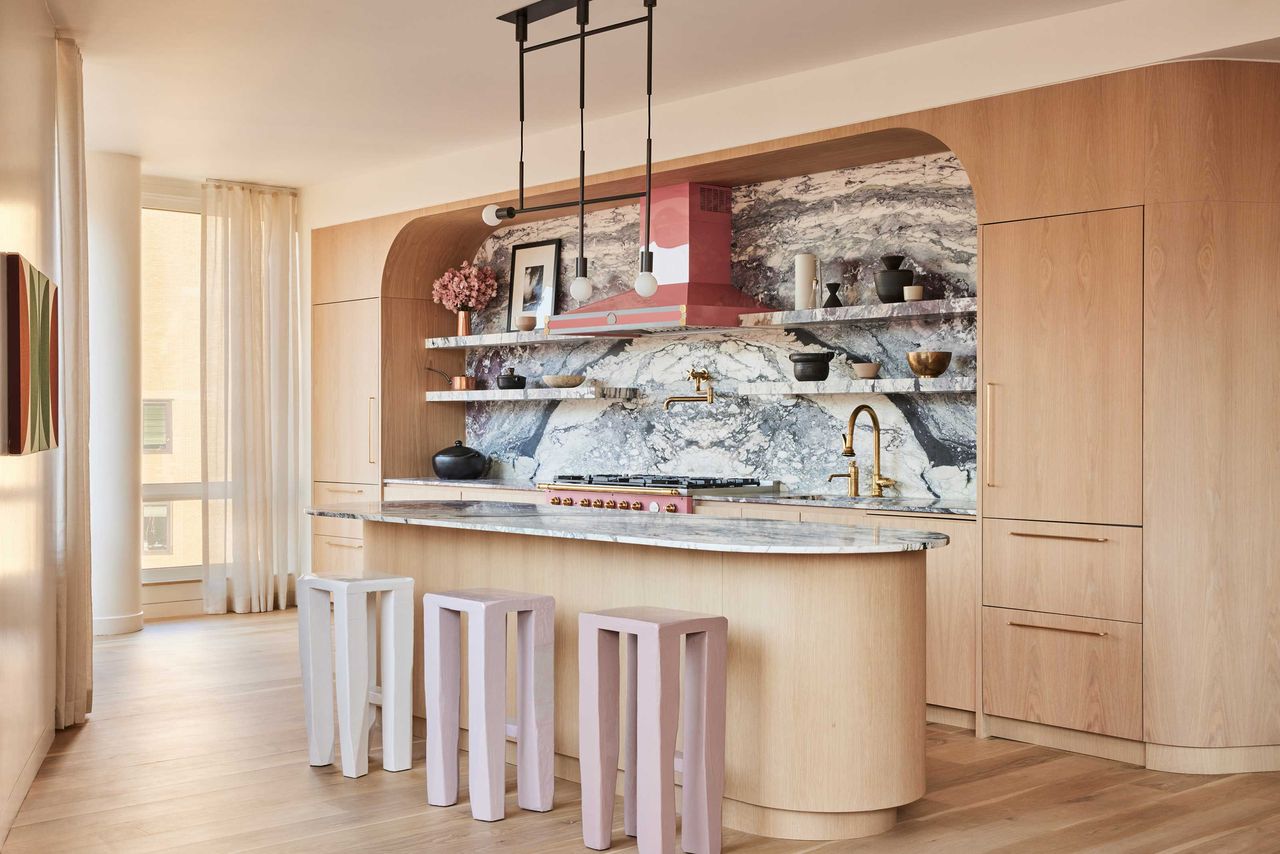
[789,351,835,381]
[496,368,526,390]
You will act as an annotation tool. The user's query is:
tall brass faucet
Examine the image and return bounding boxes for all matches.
[828,404,896,498]
[663,369,715,411]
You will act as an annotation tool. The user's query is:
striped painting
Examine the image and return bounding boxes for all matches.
[4,253,60,454]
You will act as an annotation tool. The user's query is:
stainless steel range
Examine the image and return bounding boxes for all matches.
[538,474,779,514]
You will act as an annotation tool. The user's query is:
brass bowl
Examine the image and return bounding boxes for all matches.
[907,351,951,378]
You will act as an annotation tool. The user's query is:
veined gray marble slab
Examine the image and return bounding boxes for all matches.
[426,329,596,349]
[739,297,977,329]
[383,476,536,489]
[307,501,949,555]
[698,493,976,516]
[736,377,976,396]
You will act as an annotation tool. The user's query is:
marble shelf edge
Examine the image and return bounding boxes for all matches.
[423,385,638,403]
[423,298,977,350]
[736,377,977,396]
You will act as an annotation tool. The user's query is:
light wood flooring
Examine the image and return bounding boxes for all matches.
[6,611,1280,853]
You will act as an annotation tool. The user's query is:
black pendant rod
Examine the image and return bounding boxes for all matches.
[575,0,588,280]
[515,9,527,209]
[640,0,655,273]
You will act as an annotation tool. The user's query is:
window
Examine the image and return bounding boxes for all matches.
[142,399,173,453]
[143,502,172,554]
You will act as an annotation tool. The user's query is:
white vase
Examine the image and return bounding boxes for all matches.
[794,254,817,310]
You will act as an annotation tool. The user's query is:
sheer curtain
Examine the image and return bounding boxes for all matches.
[201,181,302,614]
[54,36,93,727]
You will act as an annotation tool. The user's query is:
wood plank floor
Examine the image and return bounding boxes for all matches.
[7,611,1280,853]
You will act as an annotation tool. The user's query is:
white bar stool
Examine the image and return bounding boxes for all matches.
[297,573,414,778]
[579,607,728,854]
[423,588,555,822]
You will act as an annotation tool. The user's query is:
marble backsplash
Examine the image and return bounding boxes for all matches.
[462,153,978,500]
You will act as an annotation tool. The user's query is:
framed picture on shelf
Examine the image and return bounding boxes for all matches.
[507,239,560,332]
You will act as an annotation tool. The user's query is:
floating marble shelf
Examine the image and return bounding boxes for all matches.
[738,297,977,329]
[424,385,637,403]
[424,329,596,349]
[735,376,977,397]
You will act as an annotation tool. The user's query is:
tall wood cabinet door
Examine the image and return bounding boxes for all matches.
[312,298,381,485]
[982,207,1143,526]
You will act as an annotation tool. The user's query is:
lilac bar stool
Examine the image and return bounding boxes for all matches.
[579,607,728,854]
[423,588,555,822]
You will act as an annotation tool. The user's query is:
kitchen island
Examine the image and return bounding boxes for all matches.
[307,500,949,840]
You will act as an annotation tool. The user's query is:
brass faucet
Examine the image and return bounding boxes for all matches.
[827,404,897,498]
[663,369,715,411]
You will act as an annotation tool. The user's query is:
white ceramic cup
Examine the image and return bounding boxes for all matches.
[903,284,925,301]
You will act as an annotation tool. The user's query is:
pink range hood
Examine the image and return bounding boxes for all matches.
[546,183,775,335]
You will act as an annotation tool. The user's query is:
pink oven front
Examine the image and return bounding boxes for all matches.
[544,489,693,514]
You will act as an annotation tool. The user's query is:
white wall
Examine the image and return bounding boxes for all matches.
[87,152,143,636]
[0,0,61,839]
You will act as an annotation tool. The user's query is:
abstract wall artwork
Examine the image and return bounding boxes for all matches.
[3,253,60,455]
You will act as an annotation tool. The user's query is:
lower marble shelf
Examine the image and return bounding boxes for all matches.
[735,377,976,396]
[424,385,638,403]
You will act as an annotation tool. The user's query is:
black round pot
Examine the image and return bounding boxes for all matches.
[874,254,913,303]
[431,440,490,480]
[789,351,835,381]
[496,368,526,390]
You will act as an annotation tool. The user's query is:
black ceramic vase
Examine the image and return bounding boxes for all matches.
[874,255,914,304]
[822,282,842,308]
[496,368,526,390]
[432,440,490,480]
[789,351,835,381]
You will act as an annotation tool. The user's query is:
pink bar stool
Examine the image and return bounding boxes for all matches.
[423,588,555,822]
[579,607,728,854]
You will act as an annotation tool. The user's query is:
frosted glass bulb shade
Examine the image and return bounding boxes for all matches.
[570,276,593,301]
[481,204,503,227]
[633,271,659,298]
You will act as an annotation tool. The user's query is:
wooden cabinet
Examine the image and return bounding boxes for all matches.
[311,534,366,576]
[382,483,463,502]
[311,210,423,305]
[311,482,374,538]
[312,299,381,485]
[983,518,1142,623]
[981,207,1143,526]
[795,505,978,712]
[983,606,1142,741]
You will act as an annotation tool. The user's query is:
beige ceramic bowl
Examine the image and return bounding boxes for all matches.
[515,316,537,332]
[907,351,952,378]
[852,362,881,379]
[542,374,586,388]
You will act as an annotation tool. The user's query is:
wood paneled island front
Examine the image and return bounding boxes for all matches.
[307,500,949,840]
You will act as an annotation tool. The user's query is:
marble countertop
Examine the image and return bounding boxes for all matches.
[382,476,975,515]
[308,500,950,555]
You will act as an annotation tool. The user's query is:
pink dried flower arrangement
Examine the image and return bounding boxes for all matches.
[432,261,497,313]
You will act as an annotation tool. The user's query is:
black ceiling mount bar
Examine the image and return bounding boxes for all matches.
[522,15,648,54]
[498,0,584,26]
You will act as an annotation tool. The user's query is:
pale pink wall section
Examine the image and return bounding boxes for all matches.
[0,0,60,839]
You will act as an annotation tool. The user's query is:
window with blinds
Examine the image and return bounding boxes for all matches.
[142,399,173,454]
[143,502,172,554]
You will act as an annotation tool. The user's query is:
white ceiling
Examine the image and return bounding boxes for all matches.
[48,0,1141,188]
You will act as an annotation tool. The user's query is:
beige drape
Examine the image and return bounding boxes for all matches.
[201,181,301,614]
[54,36,93,728]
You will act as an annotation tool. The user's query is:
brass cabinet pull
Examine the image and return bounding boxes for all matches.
[1008,620,1107,637]
[325,540,364,550]
[327,487,365,495]
[984,382,996,487]
[367,397,377,465]
[1010,531,1108,543]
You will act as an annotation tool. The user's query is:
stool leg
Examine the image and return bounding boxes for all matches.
[333,590,371,778]
[425,602,462,806]
[579,624,621,851]
[516,602,555,812]
[367,594,379,738]
[468,605,508,822]
[636,629,680,854]
[680,628,727,854]
[624,632,639,838]
[298,584,334,767]
[380,586,413,772]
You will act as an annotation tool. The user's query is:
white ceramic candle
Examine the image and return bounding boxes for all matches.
[903,285,925,301]
[794,254,817,310]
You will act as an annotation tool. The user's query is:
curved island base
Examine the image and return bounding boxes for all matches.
[309,501,948,841]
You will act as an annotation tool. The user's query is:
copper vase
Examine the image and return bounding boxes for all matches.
[456,309,472,337]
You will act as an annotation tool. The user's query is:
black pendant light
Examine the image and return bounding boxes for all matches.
[482,0,659,300]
